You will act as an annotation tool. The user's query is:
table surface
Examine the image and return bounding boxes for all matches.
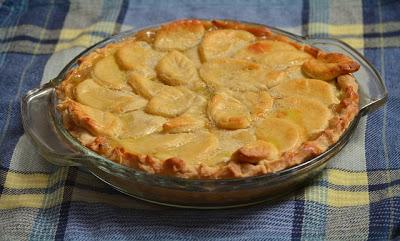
[0,0,399,240]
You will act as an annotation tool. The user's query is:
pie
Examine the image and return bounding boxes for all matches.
[57,19,360,179]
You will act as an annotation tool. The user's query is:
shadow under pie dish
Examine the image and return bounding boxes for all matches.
[22,19,387,208]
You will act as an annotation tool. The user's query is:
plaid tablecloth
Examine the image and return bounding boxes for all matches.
[0,0,399,240]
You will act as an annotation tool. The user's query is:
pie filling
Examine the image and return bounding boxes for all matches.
[57,19,360,179]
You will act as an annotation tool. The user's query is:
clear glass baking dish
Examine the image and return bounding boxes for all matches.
[21,20,387,209]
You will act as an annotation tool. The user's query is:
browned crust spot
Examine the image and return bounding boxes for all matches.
[235,140,278,164]
[162,19,204,30]
[58,100,99,135]
[247,42,271,53]
[212,20,273,37]
[154,19,205,51]
[163,157,187,173]
[162,115,202,133]
[58,99,121,137]
[302,52,360,80]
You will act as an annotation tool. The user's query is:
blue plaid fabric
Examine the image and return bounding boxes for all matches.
[0,0,399,240]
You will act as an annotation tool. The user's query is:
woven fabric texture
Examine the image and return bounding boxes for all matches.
[0,0,399,240]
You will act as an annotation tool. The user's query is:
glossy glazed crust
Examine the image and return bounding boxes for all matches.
[57,19,360,179]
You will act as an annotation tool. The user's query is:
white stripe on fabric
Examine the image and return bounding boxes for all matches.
[40,47,85,85]
[327,117,367,171]
[9,135,56,173]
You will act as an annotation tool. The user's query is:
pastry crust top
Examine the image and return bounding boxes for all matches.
[57,19,360,179]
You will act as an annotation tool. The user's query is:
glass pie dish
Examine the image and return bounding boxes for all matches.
[21,20,387,209]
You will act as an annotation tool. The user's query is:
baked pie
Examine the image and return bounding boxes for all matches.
[57,19,360,179]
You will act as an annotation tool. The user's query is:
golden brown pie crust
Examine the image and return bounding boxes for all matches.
[57,19,360,179]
